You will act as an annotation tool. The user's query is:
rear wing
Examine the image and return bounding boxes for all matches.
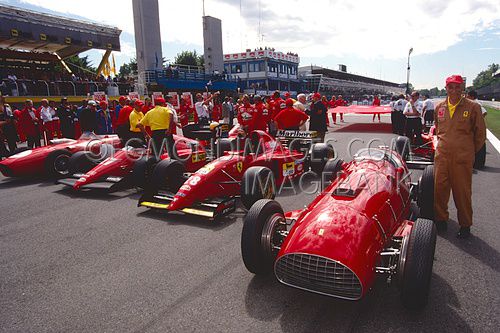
[275,130,318,139]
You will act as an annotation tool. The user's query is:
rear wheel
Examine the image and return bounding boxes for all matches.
[241,199,285,274]
[45,150,72,177]
[400,218,437,309]
[417,165,434,219]
[148,158,185,192]
[216,138,234,158]
[132,157,158,188]
[310,143,335,175]
[240,166,276,210]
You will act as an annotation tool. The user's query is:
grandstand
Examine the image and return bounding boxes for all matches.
[0,4,128,101]
[299,65,405,101]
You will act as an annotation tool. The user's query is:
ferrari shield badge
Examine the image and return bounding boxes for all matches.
[236,162,243,173]
[463,111,469,118]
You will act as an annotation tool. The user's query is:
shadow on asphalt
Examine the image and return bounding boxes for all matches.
[135,207,243,231]
[244,272,472,332]
[53,187,131,201]
[0,176,50,188]
[439,220,500,273]
[479,165,500,173]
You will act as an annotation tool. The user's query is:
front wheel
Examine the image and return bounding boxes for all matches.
[241,199,286,275]
[45,150,72,177]
[400,218,437,309]
[240,166,276,210]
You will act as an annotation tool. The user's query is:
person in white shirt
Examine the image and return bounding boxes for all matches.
[403,91,424,145]
[194,92,217,125]
[421,94,435,128]
[38,99,54,123]
[294,93,308,130]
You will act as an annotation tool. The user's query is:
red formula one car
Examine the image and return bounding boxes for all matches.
[138,130,335,219]
[56,135,209,192]
[0,134,121,178]
[395,127,437,169]
[241,146,437,309]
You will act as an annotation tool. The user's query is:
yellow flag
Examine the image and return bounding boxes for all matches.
[112,53,117,76]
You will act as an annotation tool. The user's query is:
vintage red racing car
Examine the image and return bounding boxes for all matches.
[241,145,437,309]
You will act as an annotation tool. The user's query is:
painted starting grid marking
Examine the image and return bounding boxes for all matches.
[487,130,500,155]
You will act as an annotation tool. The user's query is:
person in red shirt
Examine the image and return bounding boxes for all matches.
[142,97,154,114]
[253,95,270,131]
[211,96,223,122]
[274,98,309,130]
[372,95,381,122]
[321,96,331,126]
[115,98,134,143]
[237,95,258,134]
[335,94,345,122]
[178,98,198,127]
[329,96,338,124]
[18,99,41,148]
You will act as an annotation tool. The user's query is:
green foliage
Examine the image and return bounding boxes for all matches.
[119,58,137,77]
[473,63,499,89]
[55,55,96,75]
[419,87,445,97]
[174,50,204,67]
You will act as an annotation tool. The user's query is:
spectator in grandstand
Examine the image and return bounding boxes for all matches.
[403,91,423,145]
[0,97,18,156]
[128,100,145,147]
[372,95,381,122]
[335,95,345,122]
[57,97,76,139]
[96,101,113,135]
[18,99,41,148]
[79,100,98,135]
[116,98,134,144]
[393,94,407,135]
[309,93,328,142]
[274,98,309,130]
[421,94,435,128]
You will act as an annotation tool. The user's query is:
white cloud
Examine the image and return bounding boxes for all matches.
[16,0,500,63]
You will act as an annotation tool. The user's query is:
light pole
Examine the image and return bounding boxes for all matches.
[406,47,413,95]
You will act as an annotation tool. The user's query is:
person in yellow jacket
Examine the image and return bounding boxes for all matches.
[136,98,173,156]
[128,100,145,147]
[433,75,486,238]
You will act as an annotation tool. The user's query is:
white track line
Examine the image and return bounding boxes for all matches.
[487,129,500,155]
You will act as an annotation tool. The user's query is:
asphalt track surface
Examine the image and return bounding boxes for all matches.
[1,115,499,333]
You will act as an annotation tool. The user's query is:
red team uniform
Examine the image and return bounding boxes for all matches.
[237,102,258,133]
[254,101,270,131]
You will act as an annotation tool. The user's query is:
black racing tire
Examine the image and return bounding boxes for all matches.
[67,151,98,175]
[473,144,486,169]
[241,199,285,275]
[322,158,344,182]
[240,166,276,210]
[132,157,158,188]
[409,202,420,222]
[310,143,335,175]
[44,149,72,177]
[148,158,186,192]
[216,138,234,158]
[395,136,410,161]
[417,165,434,219]
[400,218,437,310]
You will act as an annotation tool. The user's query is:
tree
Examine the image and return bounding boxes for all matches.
[55,55,96,75]
[119,58,137,77]
[473,63,499,89]
[174,50,204,67]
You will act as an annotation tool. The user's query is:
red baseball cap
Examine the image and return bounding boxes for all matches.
[154,97,165,105]
[313,92,321,99]
[445,75,464,86]
[284,92,291,98]
[119,96,127,102]
[285,98,294,107]
[134,100,144,107]
[99,101,108,107]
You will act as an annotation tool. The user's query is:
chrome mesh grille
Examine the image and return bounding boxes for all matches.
[275,253,362,300]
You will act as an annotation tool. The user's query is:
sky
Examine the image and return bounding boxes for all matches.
[2,0,499,89]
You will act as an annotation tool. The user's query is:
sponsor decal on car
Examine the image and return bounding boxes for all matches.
[198,164,215,175]
[180,184,191,191]
[282,161,295,176]
[192,152,207,163]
